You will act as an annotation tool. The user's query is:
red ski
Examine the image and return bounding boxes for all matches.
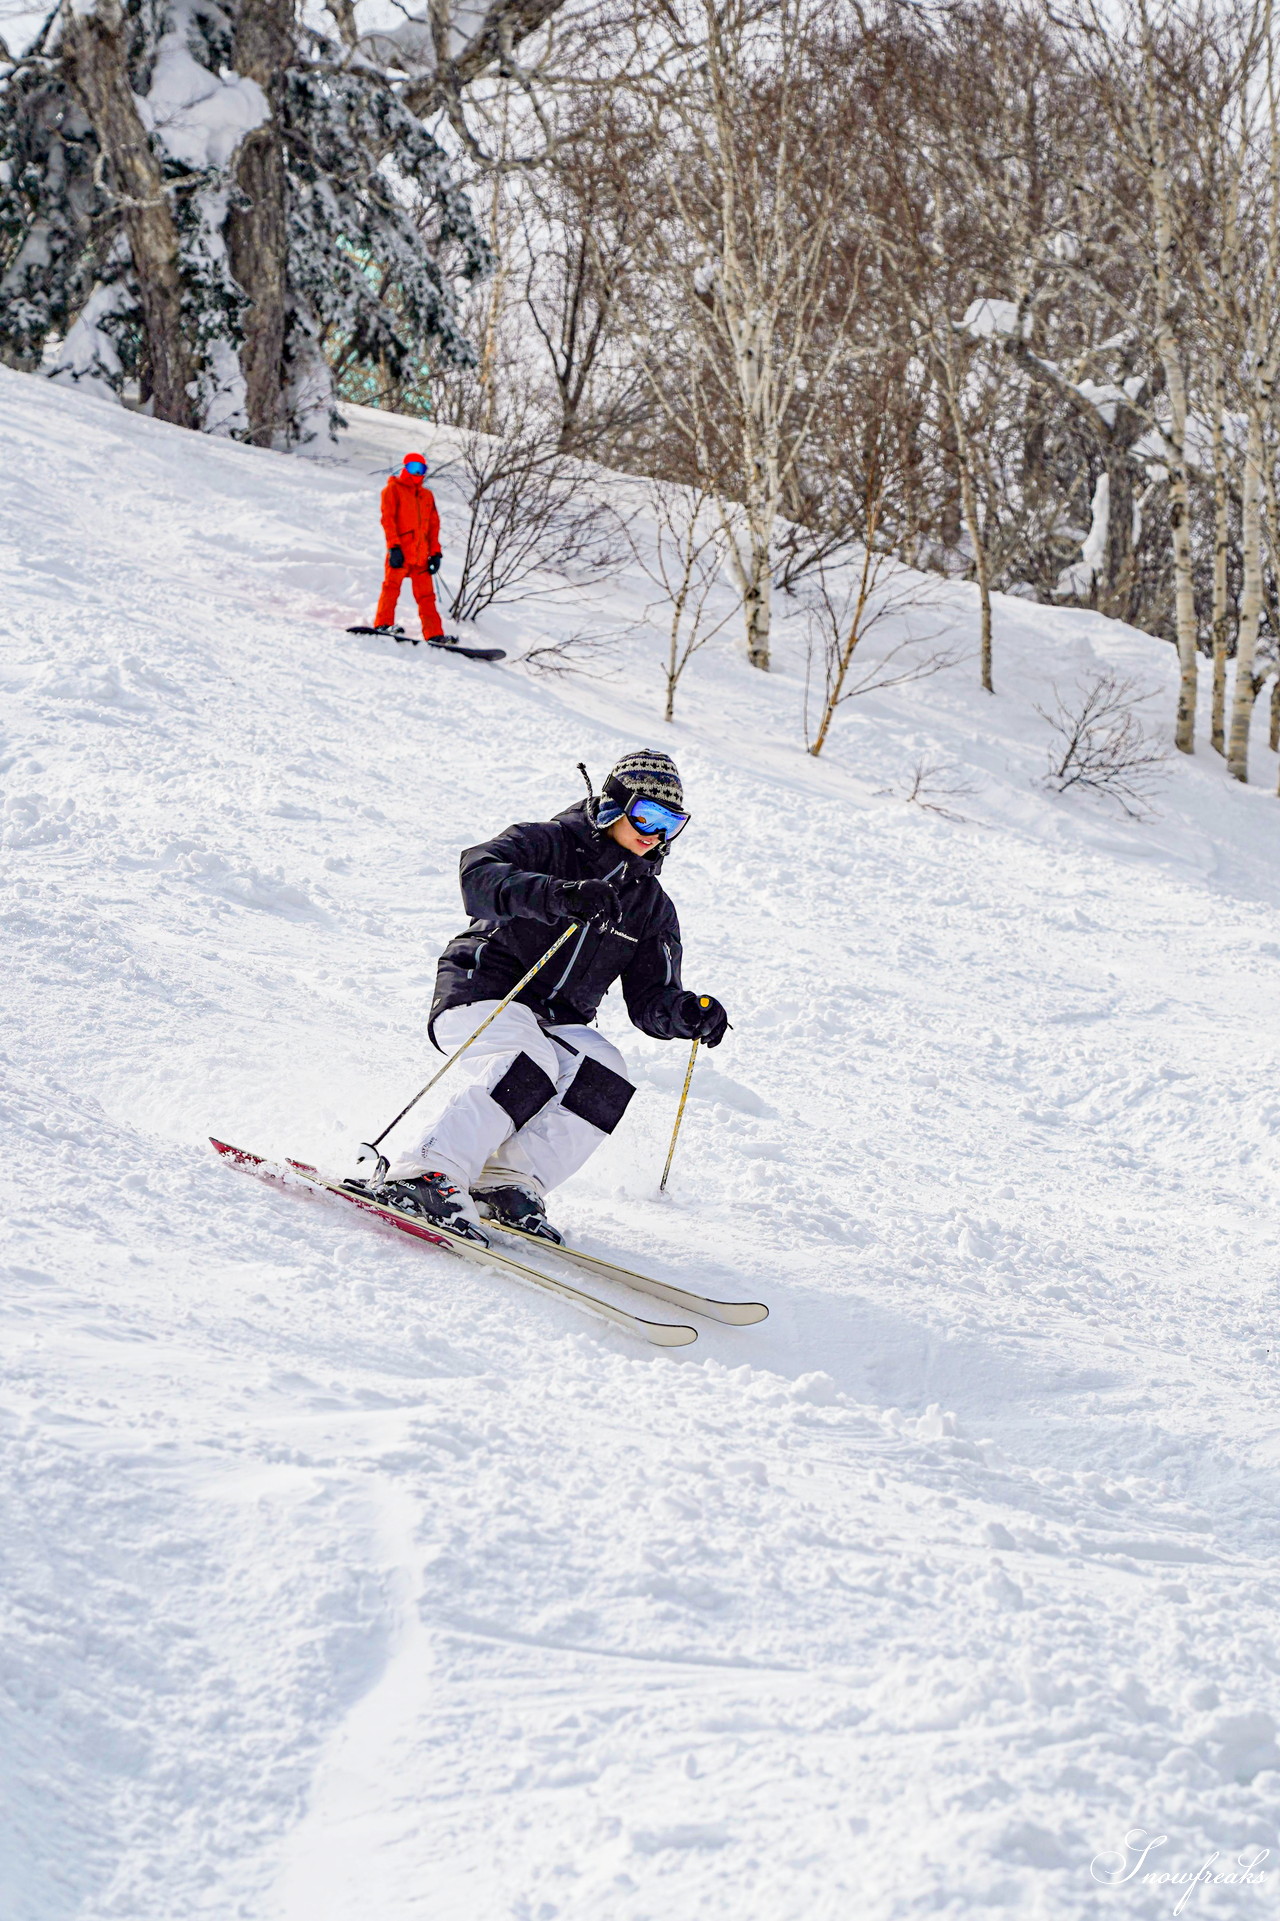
[210,1139,698,1347]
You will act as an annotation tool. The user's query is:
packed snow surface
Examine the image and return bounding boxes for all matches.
[5,369,1280,1920]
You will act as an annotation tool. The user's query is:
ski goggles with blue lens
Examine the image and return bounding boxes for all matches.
[625,794,689,841]
[403,460,426,475]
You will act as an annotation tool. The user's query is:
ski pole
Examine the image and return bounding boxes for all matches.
[359,921,580,1180]
[659,999,710,1193]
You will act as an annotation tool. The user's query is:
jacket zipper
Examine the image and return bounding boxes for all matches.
[549,922,590,995]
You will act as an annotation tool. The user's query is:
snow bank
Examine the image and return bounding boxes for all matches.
[3,367,1280,1918]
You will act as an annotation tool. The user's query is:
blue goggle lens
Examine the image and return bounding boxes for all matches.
[627,796,689,841]
[404,461,426,475]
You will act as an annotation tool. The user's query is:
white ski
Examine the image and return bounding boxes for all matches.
[481,1218,768,1325]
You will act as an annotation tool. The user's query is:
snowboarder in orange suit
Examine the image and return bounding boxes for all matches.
[374,453,446,638]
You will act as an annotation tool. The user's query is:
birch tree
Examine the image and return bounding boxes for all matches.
[1062,0,1215,751]
[1225,0,1280,780]
[626,0,861,671]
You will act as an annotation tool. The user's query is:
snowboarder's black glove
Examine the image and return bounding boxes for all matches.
[675,991,729,1048]
[427,552,442,575]
[554,878,621,925]
[388,545,405,569]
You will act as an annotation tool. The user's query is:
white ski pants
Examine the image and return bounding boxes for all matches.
[391,1001,635,1201]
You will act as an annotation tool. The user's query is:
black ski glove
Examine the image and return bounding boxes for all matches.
[388,544,405,569]
[427,551,442,575]
[554,878,621,925]
[675,991,729,1047]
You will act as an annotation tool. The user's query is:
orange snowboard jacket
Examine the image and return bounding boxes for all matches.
[380,470,441,569]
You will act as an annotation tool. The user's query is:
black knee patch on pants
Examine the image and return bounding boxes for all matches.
[561,1055,635,1134]
[490,1052,557,1129]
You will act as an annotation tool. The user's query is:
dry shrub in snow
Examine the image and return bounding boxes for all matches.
[629,480,736,721]
[516,628,622,678]
[444,408,621,624]
[803,546,957,757]
[1038,672,1170,818]
[879,758,980,822]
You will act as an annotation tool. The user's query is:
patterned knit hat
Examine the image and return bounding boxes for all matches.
[596,748,684,829]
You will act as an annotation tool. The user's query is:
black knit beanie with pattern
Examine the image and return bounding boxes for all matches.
[595,748,684,828]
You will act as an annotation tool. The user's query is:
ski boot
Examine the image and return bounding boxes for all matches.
[361,1169,489,1244]
[472,1183,563,1244]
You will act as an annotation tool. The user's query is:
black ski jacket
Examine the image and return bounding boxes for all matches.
[430,800,693,1042]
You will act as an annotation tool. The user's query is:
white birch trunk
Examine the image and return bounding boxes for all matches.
[1228,409,1265,780]
[1140,3,1198,751]
[726,303,777,670]
[1210,366,1231,756]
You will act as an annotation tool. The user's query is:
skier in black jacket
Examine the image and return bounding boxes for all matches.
[371,749,728,1244]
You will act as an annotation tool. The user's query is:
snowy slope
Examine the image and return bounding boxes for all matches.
[5,368,1280,1919]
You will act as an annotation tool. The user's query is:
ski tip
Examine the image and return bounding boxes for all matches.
[210,1137,267,1169]
[644,1321,699,1347]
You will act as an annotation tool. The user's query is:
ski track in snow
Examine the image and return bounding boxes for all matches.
[4,369,1280,1918]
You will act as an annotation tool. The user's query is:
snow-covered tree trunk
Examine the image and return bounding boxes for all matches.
[476,121,511,438]
[1210,361,1231,756]
[724,520,774,672]
[1228,408,1264,779]
[1140,32,1198,754]
[1158,354,1199,755]
[1199,148,1243,761]
[61,0,195,427]
[930,313,993,692]
[722,303,779,672]
[952,413,994,695]
[1227,0,1280,782]
[1226,320,1280,786]
[226,0,293,445]
[630,0,847,674]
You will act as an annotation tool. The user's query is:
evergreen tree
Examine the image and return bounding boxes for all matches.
[0,0,553,441]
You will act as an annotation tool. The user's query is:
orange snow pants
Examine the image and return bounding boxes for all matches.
[375,563,443,638]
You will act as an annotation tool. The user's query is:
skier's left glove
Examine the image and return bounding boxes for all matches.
[426,552,442,575]
[675,991,729,1047]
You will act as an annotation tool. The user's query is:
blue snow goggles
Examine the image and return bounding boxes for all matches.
[403,459,426,475]
[625,794,689,842]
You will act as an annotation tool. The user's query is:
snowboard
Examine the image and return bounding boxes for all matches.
[346,625,505,662]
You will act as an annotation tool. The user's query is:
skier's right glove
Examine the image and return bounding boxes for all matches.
[674,991,729,1047]
[388,544,405,569]
[553,878,621,926]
